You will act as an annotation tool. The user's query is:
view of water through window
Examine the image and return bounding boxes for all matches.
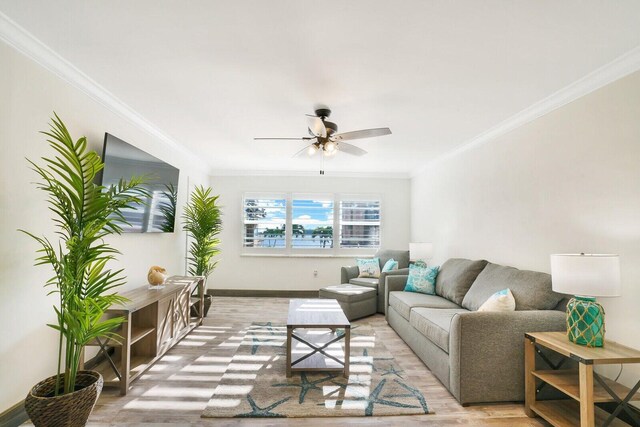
[243,194,380,250]
[292,199,334,249]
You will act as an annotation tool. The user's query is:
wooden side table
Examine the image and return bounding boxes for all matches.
[525,331,640,427]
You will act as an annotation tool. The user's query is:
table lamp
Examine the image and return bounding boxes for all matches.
[550,253,621,347]
[410,242,433,265]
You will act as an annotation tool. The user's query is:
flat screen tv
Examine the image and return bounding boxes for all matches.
[100,133,180,233]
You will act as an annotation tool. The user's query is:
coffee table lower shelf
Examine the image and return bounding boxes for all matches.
[288,329,349,375]
[531,400,630,427]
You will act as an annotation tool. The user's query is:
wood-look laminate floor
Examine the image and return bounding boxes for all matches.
[87,297,549,426]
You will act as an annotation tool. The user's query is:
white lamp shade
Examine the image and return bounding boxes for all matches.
[410,242,433,262]
[550,254,621,297]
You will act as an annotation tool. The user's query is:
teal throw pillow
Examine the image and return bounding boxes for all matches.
[382,258,399,273]
[357,258,381,278]
[404,263,439,295]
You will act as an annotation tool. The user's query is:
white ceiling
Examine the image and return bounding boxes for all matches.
[1,1,640,176]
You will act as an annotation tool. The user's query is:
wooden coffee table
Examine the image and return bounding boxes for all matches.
[286,298,351,378]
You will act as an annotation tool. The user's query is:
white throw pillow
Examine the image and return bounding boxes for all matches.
[477,288,516,312]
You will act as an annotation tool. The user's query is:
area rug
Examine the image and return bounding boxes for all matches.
[201,322,431,418]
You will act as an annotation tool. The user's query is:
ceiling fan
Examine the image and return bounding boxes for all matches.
[254,107,392,171]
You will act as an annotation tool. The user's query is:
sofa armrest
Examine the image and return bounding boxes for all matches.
[449,310,566,404]
[377,268,409,313]
[384,275,408,320]
[341,266,359,283]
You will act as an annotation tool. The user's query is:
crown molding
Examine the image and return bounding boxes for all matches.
[411,45,640,177]
[0,11,209,174]
[209,169,410,179]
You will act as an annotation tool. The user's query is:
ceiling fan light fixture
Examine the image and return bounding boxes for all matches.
[324,141,337,153]
[307,144,318,156]
[323,147,337,157]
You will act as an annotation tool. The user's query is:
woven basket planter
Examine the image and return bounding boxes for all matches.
[25,370,103,427]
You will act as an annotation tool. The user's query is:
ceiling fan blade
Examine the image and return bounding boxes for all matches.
[332,127,391,141]
[338,142,367,156]
[254,137,313,141]
[292,140,318,158]
[306,115,327,138]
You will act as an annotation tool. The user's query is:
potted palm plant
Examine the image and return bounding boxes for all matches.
[21,114,146,427]
[183,185,222,317]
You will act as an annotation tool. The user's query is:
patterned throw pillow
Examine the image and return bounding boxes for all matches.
[382,258,399,273]
[404,263,439,295]
[357,258,381,278]
[477,288,516,312]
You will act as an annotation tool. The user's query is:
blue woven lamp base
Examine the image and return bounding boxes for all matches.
[566,296,605,347]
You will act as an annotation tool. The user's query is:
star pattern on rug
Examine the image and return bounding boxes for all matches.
[382,379,430,414]
[323,378,421,416]
[380,364,405,378]
[252,321,279,334]
[273,372,341,404]
[248,322,286,355]
[235,395,290,418]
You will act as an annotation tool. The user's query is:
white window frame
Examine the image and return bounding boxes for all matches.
[290,193,335,255]
[241,192,382,257]
[241,192,288,255]
[338,194,382,252]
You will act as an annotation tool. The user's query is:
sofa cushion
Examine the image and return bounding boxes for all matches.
[349,277,378,289]
[388,291,460,320]
[435,258,489,305]
[462,262,565,311]
[410,308,469,353]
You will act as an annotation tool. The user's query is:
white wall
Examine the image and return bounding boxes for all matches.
[411,70,640,386]
[208,175,411,290]
[0,41,207,411]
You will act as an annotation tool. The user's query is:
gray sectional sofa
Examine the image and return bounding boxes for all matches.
[341,249,410,313]
[385,258,568,405]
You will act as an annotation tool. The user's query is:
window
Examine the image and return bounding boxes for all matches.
[339,199,381,248]
[242,193,381,254]
[292,196,334,249]
[243,196,287,248]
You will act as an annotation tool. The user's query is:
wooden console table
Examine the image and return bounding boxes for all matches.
[83,276,205,395]
[525,331,640,427]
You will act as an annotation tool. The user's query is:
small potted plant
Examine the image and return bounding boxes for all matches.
[183,185,222,316]
[21,114,146,426]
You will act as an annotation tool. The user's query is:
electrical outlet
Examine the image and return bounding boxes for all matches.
[313,270,318,277]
